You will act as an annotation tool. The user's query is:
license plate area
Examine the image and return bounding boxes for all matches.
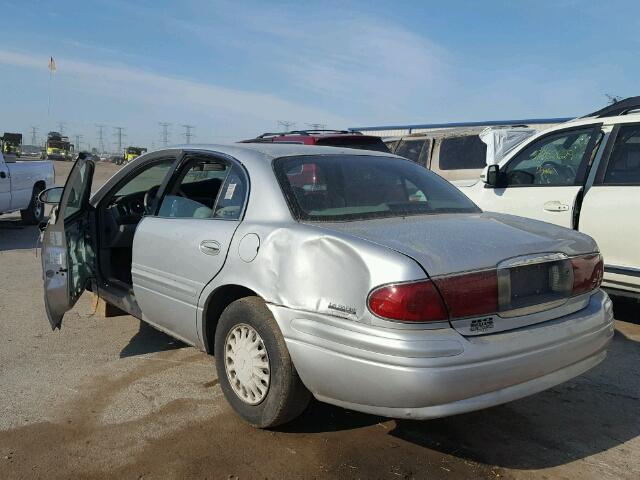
[498,253,573,317]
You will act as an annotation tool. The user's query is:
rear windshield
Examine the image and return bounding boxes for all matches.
[315,136,390,153]
[438,135,487,170]
[274,154,480,221]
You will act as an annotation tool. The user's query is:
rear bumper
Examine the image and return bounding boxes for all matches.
[270,289,614,419]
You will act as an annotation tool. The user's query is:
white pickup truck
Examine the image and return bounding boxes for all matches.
[457,97,640,299]
[0,151,55,224]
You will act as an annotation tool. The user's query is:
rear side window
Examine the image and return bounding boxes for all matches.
[603,124,640,185]
[394,139,429,165]
[438,135,487,170]
[274,154,480,222]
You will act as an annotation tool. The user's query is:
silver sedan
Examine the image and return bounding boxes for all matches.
[40,144,614,428]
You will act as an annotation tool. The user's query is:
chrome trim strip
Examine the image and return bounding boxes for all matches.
[604,264,640,278]
[498,252,568,269]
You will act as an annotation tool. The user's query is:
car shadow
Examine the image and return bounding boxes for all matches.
[0,215,41,252]
[119,320,186,358]
[283,323,639,471]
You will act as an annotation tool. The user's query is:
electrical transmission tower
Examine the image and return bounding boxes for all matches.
[113,127,126,154]
[96,124,106,153]
[57,122,66,135]
[277,120,296,132]
[74,134,83,151]
[306,123,327,131]
[30,126,38,146]
[181,124,195,144]
[159,122,171,147]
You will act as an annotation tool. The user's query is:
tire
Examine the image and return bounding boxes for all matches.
[214,296,311,428]
[20,184,45,225]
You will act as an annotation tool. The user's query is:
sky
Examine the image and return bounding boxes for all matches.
[0,0,638,151]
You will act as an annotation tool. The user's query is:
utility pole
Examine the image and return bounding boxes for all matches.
[74,134,83,151]
[277,120,296,132]
[57,122,66,135]
[306,123,327,131]
[113,127,126,154]
[30,126,38,146]
[159,122,171,147]
[95,124,106,153]
[181,124,195,144]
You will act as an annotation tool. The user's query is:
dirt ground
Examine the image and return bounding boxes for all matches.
[0,160,639,479]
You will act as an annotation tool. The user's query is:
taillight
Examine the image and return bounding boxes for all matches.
[571,254,603,295]
[434,270,498,318]
[367,280,448,322]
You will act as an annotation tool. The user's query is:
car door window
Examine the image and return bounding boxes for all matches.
[438,135,487,170]
[214,165,247,220]
[603,125,640,185]
[159,159,229,218]
[64,161,92,219]
[504,128,595,186]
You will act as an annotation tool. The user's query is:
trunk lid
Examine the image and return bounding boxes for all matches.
[313,212,597,277]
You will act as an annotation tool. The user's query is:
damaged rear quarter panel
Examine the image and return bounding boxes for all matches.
[197,221,427,338]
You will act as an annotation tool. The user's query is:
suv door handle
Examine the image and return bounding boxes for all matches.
[0,171,7,179]
[199,240,221,255]
[543,201,570,212]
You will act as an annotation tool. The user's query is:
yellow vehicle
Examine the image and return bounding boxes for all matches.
[124,146,147,163]
[2,133,22,157]
[45,132,74,161]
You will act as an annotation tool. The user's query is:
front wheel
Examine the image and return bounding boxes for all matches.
[214,297,310,428]
[20,184,45,225]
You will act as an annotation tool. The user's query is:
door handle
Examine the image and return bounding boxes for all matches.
[199,240,221,256]
[543,201,570,212]
[0,171,7,179]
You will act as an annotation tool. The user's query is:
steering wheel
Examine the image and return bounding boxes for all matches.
[536,161,564,184]
[143,185,161,214]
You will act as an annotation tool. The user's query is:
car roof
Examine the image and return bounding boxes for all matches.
[163,142,397,160]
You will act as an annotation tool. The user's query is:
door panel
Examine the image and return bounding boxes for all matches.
[41,157,95,329]
[579,186,640,291]
[131,217,239,343]
[470,185,581,228]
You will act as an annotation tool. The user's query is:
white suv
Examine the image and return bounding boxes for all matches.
[458,97,640,299]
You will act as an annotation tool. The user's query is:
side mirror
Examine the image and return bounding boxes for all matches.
[485,164,500,187]
[39,186,64,205]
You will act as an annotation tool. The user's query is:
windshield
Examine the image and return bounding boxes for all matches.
[274,154,480,221]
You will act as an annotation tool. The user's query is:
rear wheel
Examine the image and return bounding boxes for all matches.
[214,296,310,428]
[20,184,45,225]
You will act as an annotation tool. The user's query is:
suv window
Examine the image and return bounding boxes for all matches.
[603,124,640,185]
[504,128,595,186]
[394,139,429,166]
[438,135,487,170]
[275,154,479,221]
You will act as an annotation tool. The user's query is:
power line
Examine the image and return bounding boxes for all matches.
[306,123,327,130]
[29,126,38,146]
[159,122,171,147]
[113,127,126,153]
[181,124,195,144]
[96,124,106,153]
[277,120,296,132]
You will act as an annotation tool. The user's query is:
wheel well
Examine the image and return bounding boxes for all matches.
[202,285,258,355]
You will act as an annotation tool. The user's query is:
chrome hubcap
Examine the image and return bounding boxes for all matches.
[224,324,270,405]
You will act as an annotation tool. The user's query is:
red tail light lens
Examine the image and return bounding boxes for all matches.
[571,254,604,295]
[434,270,498,318]
[367,280,448,322]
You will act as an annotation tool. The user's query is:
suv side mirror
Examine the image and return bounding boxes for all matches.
[485,164,501,187]
[39,186,64,205]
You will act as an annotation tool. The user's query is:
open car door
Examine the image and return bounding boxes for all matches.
[41,156,95,329]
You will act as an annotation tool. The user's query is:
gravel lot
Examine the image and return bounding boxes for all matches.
[1,160,639,479]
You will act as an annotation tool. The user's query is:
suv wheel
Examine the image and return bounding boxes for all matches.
[214,297,311,428]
